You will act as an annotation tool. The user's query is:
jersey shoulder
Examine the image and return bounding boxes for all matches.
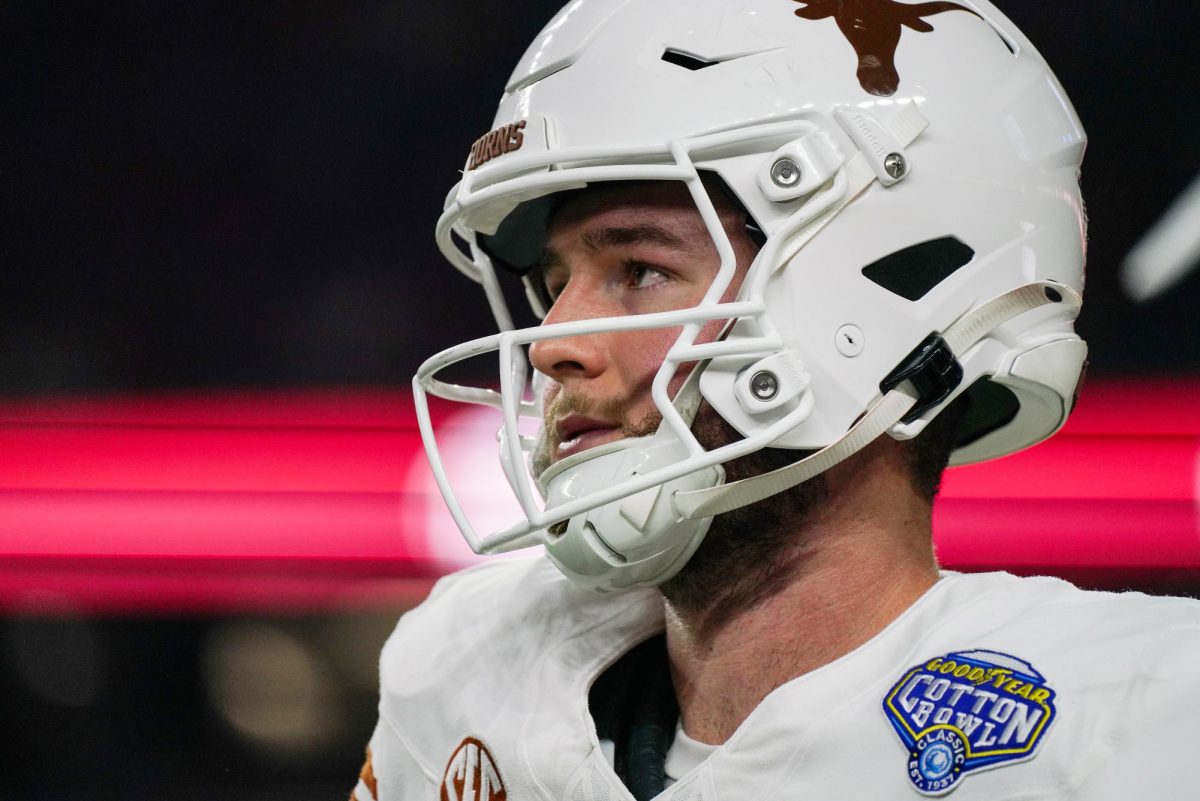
[848,573,1200,799]
[938,573,1200,789]
[986,575,1200,797]
[960,571,1200,661]
[379,556,596,690]
[372,555,660,793]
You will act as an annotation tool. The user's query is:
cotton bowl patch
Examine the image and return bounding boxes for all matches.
[883,650,1057,795]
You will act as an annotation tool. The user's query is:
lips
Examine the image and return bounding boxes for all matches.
[553,414,622,461]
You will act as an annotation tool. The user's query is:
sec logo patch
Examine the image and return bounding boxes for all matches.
[441,737,507,801]
[883,649,1057,795]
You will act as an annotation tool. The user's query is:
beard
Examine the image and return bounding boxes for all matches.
[658,402,827,629]
[534,388,826,624]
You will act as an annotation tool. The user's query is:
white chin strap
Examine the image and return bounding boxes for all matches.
[673,280,1082,520]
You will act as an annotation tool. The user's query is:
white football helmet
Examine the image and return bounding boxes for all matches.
[414,0,1087,592]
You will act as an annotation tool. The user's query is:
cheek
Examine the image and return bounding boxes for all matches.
[610,309,738,406]
[664,314,732,398]
[696,315,729,345]
[613,326,679,387]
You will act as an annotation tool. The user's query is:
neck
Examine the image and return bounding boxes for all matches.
[661,439,940,744]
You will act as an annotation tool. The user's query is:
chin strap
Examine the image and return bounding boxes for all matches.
[673,281,1082,521]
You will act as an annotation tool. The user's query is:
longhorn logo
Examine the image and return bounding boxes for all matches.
[792,0,979,96]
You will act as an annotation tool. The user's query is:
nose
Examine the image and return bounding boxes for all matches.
[528,281,609,384]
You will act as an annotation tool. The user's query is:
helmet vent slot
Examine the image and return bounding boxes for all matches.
[861,236,975,301]
[661,49,719,71]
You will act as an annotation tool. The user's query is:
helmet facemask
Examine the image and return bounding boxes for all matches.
[419,126,839,589]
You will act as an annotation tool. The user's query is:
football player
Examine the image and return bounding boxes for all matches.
[353,1,1200,798]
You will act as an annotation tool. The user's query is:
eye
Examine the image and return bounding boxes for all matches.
[626,261,670,290]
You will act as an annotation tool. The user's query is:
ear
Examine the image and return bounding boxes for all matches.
[903,18,935,31]
[793,0,836,20]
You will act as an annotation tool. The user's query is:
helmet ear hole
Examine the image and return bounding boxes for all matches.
[953,378,1020,449]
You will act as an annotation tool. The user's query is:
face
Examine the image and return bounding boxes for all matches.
[528,181,760,474]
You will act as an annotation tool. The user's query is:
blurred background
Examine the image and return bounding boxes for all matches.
[1,2,1198,799]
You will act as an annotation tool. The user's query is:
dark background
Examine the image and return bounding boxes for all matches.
[1,2,1198,799]
[2,2,1199,399]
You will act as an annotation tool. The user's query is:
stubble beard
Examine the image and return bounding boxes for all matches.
[530,391,663,480]
[534,393,826,629]
[658,402,827,632]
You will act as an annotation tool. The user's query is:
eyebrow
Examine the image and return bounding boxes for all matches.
[581,223,687,251]
[538,223,692,270]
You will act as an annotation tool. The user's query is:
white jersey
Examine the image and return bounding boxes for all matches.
[352,556,1200,800]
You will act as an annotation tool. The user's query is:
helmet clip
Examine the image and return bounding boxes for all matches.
[734,350,812,415]
[880,334,963,424]
[834,103,928,187]
[758,131,846,202]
